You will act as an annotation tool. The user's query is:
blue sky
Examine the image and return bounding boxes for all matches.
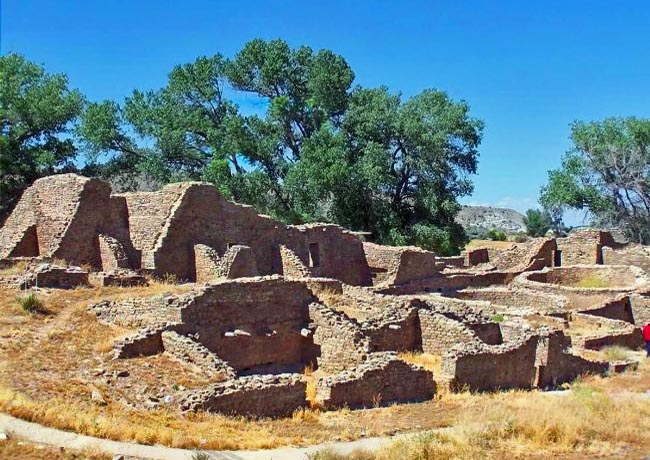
[2,1,649,218]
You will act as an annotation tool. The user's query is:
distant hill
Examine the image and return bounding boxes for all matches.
[456,205,527,234]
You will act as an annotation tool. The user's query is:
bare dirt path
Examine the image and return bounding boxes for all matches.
[0,413,399,460]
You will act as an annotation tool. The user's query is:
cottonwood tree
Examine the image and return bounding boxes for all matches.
[524,209,552,237]
[287,86,483,254]
[0,53,84,218]
[78,39,484,254]
[79,55,250,195]
[541,118,650,243]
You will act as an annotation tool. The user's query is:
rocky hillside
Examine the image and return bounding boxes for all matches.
[456,205,527,234]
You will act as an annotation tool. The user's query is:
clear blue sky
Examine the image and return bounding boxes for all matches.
[2,0,649,216]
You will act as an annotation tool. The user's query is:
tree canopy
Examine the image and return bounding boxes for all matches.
[523,209,552,237]
[0,53,84,217]
[4,42,484,254]
[540,118,650,244]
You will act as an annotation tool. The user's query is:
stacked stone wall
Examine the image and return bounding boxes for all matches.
[316,353,435,409]
[181,374,307,417]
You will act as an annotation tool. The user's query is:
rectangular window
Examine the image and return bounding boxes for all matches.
[308,242,320,268]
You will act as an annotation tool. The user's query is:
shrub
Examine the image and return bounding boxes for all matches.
[19,293,46,314]
[487,228,507,241]
[490,314,505,323]
[192,453,210,460]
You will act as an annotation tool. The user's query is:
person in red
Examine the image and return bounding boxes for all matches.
[644,323,650,358]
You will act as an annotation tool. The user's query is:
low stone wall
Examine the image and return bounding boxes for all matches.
[362,306,422,352]
[113,328,165,358]
[453,287,567,311]
[443,336,539,391]
[418,309,483,355]
[578,295,635,323]
[161,330,235,378]
[91,271,147,287]
[20,264,90,289]
[363,242,437,286]
[514,265,648,295]
[465,248,489,266]
[180,374,307,417]
[316,353,436,409]
[537,331,608,387]
[309,302,370,373]
[378,270,517,295]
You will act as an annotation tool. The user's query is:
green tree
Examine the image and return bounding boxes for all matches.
[225,38,355,220]
[523,208,552,237]
[487,228,507,241]
[0,53,84,218]
[541,118,650,243]
[287,86,483,254]
[78,39,484,254]
[79,55,250,194]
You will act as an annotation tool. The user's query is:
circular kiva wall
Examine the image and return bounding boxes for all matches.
[515,265,649,294]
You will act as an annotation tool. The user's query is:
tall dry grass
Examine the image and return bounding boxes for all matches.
[322,383,650,460]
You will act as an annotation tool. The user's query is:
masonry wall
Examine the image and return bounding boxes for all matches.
[181,374,307,417]
[603,245,650,273]
[443,336,539,391]
[309,302,370,373]
[180,278,315,371]
[418,310,483,355]
[537,331,608,388]
[491,238,556,272]
[363,242,437,286]
[316,354,436,409]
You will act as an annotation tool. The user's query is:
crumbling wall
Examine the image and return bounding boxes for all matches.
[316,353,435,409]
[578,296,635,323]
[98,234,129,271]
[537,331,608,387]
[443,336,539,391]
[161,331,235,378]
[309,302,370,373]
[603,245,650,273]
[219,245,258,278]
[491,238,556,272]
[363,242,436,286]
[556,229,616,266]
[362,306,422,352]
[180,278,315,371]
[280,245,311,279]
[290,224,372,286]
[465,248,489,266]
[181,374,307,417]
[194,244,222,284]
[418,309,483,355]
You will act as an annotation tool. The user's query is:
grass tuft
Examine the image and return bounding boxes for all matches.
[18,292,47,314]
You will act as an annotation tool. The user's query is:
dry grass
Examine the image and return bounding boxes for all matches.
[0,260,29,276]
[399,352,442,374]
[465,240,514,251]
[314,381,650,460]
[0,437,109,460]
[601,345,634,361]
[571,274,610,289]
[1,282,648,455]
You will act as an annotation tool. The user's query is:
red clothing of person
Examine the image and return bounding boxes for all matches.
[644,324,650,341]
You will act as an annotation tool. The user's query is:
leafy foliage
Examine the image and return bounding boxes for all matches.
[0,53,84,218]
[7,43,483,255]
[487,228,507,241]
[541,118,650,243]
[523,209,552,237]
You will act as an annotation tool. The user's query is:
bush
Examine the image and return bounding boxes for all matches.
[490,314,505,323]
[19,293,46,314]
[487,228,507,241]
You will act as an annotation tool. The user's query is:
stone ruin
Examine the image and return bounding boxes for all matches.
[1,174,649,417]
